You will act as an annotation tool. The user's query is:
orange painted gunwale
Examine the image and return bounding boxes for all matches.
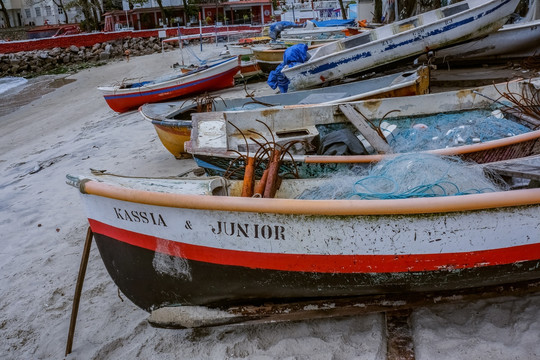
[80,180,540,216]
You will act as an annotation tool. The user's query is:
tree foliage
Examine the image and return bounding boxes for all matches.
[66,0,101,30]
[0,0,12,28]
[51,0,70,23]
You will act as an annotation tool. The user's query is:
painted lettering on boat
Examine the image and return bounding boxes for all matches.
[113,207,167,227]
[210,221,285,240]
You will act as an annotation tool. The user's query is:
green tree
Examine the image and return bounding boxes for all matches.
[51,0,70,23]
[338,0,347,20]
[154,0,169,26]
[125,0,147,11]
[374,0,382,22]
[67,0,99,30]
[0,0,12,28]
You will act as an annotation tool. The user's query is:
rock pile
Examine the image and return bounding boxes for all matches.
[0,36,177,77]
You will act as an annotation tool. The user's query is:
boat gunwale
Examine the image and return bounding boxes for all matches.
[77,179,540,216]
[497,18,540,31]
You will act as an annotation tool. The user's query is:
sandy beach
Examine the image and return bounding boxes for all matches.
[1,44,539,359]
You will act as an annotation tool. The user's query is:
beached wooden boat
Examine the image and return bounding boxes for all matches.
[98,56,240,113]
[251,44,292,74]
[252,43,324,74]
[67,157,540,312]
[186,78,540,178]
[140,66,430,158]
[281,0,521,90]
[235,56,263,79]
[278,19,360,45]
[425,18,540,64]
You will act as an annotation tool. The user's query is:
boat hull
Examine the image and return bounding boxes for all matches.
[253,44,323,74]
[253,46,290,74]
[235,60,263,78]
[151,122,192,158]
[256,59,282,74]
[282,0,520,89]
[93,227,540,311]
[75,182,540,312]
[99,57,240,113]
[428,19,540,63]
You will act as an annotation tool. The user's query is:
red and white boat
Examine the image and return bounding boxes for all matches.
[98,56,240,113]
[68,163,540,313]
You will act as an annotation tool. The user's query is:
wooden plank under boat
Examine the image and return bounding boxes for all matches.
[140,66,430,158]
[148,279,540,328]
[97,56,240,113]
[186,78,540,178]
[281,0,521,90]
[67,161,540,312]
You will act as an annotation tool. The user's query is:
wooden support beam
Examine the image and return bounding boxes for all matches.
[147,279,540,329]
[338,103,392,154]
[386,309,415,360]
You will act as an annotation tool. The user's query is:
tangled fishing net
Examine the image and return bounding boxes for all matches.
[387,110,530,153]
[297,154,505,200]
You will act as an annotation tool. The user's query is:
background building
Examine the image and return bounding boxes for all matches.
[277,0,374,23]
[109,0,273,31]
[1,0,83,28]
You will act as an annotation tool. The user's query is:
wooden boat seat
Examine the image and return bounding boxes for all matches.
[338,104,392,154]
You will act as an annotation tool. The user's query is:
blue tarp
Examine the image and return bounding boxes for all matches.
[267,44,309,93]
[310,19,357,27]
[269,21,302,40]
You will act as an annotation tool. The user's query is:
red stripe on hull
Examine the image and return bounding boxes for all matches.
[104,66,239,113]
[89,219,540,274]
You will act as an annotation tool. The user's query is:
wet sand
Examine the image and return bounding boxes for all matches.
[0,75,76,117]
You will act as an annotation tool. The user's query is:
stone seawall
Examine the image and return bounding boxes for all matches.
[0,25,262,77]
[0,36,177,77]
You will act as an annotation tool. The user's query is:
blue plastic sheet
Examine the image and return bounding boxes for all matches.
[267,44,309,93]
[310,19,356,27]
[269,21,302,40]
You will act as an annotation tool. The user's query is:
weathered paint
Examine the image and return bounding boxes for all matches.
[70,174,540,310]
[282,0,520,90]
[426,18,540,62]
[145,67,429,157]
[152,123,192,159]
[188,79,540,177]
[98,57,239,113]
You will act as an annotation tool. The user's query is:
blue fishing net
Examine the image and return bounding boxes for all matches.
[296,154,505,200]
[387,110,530,153]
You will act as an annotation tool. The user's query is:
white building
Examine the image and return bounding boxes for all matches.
[277,0,374,23]
[1,0,83,28]
[1,0,23,27]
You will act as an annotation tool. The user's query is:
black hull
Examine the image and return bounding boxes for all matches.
[94,233,540,312]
